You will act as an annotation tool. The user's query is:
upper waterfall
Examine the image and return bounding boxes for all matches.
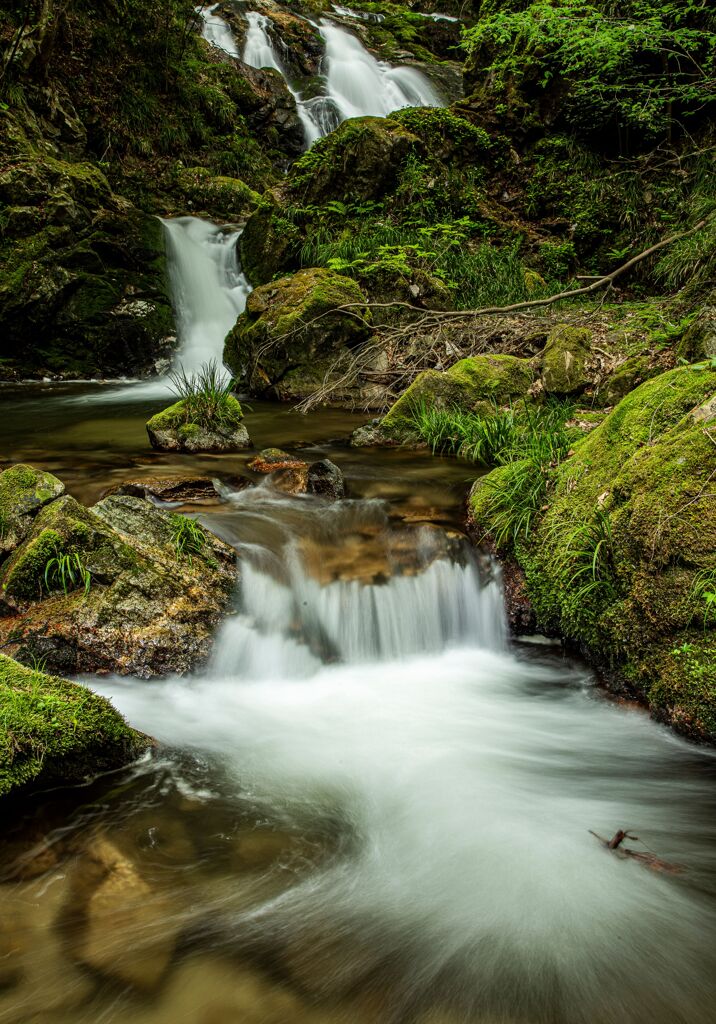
[198,6,443,148]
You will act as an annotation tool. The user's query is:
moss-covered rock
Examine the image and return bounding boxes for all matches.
[541,324,591,394]
[598,354,654,406]
[376,354,534,444]
[224,268,371,400]
[146,396,250,452]
[469,365,716,740]
[173,167,260,221]
[0,654,148,799]
[0,465,65,558]
[0,480,237,678]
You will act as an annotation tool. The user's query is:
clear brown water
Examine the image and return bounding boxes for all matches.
[1,384,716,1024]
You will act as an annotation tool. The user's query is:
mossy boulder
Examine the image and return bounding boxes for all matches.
[541,325,592,395]
[375,354,534,444]
[0,653,149,799]
[174,167,260,221]
[0,116,175,379]
[0,478,237,678]
[470,365,716,740]
[599,354,655,406]
[146,396,250,452]
[224,268,371,400]
[0,465,65,557]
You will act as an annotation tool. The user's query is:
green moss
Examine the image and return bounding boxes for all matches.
[381,354,534,440]
[146,395,243,433]
[472,364,716,737]
[2,529,64,601]
[541,325,591,394]
[224,268,370,394]
[0,653,147,798]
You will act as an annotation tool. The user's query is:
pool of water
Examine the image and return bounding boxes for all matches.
[1,383,715,1024]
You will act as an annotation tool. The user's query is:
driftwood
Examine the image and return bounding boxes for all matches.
[589,830,682,874]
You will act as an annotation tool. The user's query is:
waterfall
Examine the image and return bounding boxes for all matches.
[242,11,323,147]
[319,19,441,121]
[161,216,251,374]
[198,3,240,57]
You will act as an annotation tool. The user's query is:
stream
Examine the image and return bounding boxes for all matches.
[1,17,716,1018]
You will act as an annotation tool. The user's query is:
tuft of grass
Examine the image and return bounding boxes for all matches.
[43,552,92,597]
[168,360,237,429]
[691,568,716,627]
[411,398,574,467]
[548,508,618,606]
[170,515,206,562]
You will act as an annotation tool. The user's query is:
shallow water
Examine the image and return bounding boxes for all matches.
[1,386,716,1024]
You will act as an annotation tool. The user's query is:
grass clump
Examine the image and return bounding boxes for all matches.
[170,515,206,562]
[168,360,240,429]
[44,551,92,597]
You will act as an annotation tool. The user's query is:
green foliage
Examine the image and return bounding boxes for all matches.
[546,508,618,605]
[411,399,574,466]
[170,515,206,562]
[168,360,238,429]
[43,551,92,597]
[462,0,716,141]
[692,568,716,627]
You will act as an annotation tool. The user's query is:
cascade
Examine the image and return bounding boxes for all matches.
[242,11,323,146]
[198,3,240,56]
[162,216,251,373]
[319,19,441,121]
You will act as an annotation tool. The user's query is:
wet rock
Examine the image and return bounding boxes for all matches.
[75,837,178,990]
[248,448,309,473]
[146,397,251,452]
[268,465,310,495]
[306,459,345,501]
[541,324,592,395]
[224,268,371,401]
[174,166,260,221]
[0,480,237,678]
[0,464,65,557]
[105,475,234,504]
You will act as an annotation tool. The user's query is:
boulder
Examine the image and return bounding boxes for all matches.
[146,396,250,452]
[224,268,371,400]
[173,166,260,221]
[469,365,716,740]
[307,459,346,501]
[373,354,534,444]
[0,653,148,798]
[0,464,65,557]
[0,473,237,677]
[541,324,592,394]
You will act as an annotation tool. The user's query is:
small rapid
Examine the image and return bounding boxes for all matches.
[89,481,716,1024]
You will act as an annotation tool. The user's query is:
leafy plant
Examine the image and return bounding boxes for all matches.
[691,568,716,627]
[168,360,237,429]
[170,515,206,562]
[43,552,92,597]
[551,509,619,604]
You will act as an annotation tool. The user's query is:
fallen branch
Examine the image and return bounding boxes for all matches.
[589,829,682,874]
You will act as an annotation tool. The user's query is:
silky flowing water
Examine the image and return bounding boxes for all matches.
[1,203,716,1023]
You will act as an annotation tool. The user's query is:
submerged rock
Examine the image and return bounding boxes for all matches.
[469,365,716,740]
[0,467,237,677]
[146,396,251,452]
[307,459,346,501]
[224,268,371,401]
[0,654,148,799]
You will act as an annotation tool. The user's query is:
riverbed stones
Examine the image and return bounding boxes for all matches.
[0,477,237,677]
[146,396,251,452]
[248,448,308,473]
[306,458,346,500]
[76,837,177,990]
